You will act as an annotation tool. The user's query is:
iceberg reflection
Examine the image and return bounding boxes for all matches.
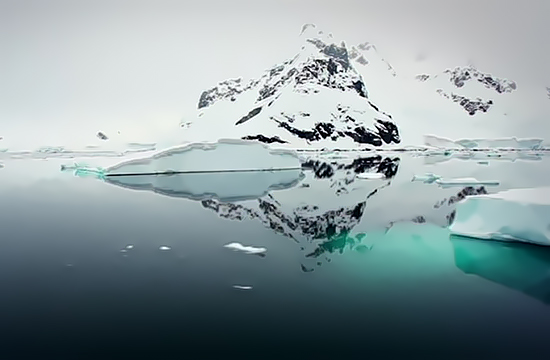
[104,169,304,202]
[451,235,550,304]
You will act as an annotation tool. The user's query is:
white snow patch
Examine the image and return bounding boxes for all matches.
[449,187,550,246]
[224,242,267,255]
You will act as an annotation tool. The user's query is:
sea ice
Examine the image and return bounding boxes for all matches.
[232,285,253,290]
[224,242,267,255]
[159,246,172,251]
[449,187,550,246]
[435,178,500,188]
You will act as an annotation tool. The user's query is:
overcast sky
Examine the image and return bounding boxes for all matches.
[1,0,549,148]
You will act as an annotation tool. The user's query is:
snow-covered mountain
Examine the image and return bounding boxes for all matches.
[415,66,517,116]
[175,23,549,149]
[182,25,401,148]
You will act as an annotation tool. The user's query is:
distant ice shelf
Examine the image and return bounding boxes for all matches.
[449,187,550,246]
[424,134,544,150]
[435,178,500,188]
[411,173,499,188]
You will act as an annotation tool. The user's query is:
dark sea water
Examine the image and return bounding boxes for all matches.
[1,152,550,359]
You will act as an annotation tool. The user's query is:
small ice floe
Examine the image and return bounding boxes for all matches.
[233,285,253,290]
[450,187,550,246]
[435,177,500,188]
[356,172,385,180]
[411,173,441,184]
[224,242,267,256]
[159,246,172,251]
[120,244,134,253]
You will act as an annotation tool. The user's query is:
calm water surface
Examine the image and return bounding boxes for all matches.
[1,152,550,359]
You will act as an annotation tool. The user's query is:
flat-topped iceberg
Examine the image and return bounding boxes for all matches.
[449,187,550,246]
[411,173,499,188]
[70,139,305,202]
[105,139,301,175]
[435,178,500,188]
[424,134,544,150]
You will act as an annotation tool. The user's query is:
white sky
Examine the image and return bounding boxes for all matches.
[1,0,549,148]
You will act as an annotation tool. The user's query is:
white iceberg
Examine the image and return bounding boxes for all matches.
[435,177,500,188]
[411,173,441,184]
[71,139,304,202]
[424,134,544,150]
[356,172,385,180]
[232,285,253,290]
[224,242,267,255]
[105,139,301,175]
[449,187,550,246]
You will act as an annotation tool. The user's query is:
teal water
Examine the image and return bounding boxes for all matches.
[0,153,549,359]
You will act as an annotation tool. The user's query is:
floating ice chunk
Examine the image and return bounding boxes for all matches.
[159,246,172,251]
[233,285,253,290]
[125,245,134,249]
[105,139,301,175]
[100,140,304,202]
[435,177,500,188]
[356,172,385,180]
[451,236,550,303]
[449,187,550,246]
[224,242,267,255]
[424,134,544,150]
[411,173,441,184]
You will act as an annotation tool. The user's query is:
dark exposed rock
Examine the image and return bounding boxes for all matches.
[415,74,430,82]
[198,78,258,109]
[235,107,262,125]
[375,119,401,144]
[301,160,335,178]
[241,135,288,144]
[437,90,493,115]
[444,67,517,93]
[96,132,108,140]
[343,127,382,145]
[434,186,488,209]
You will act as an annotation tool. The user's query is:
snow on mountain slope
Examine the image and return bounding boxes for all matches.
[182,25,400,149]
